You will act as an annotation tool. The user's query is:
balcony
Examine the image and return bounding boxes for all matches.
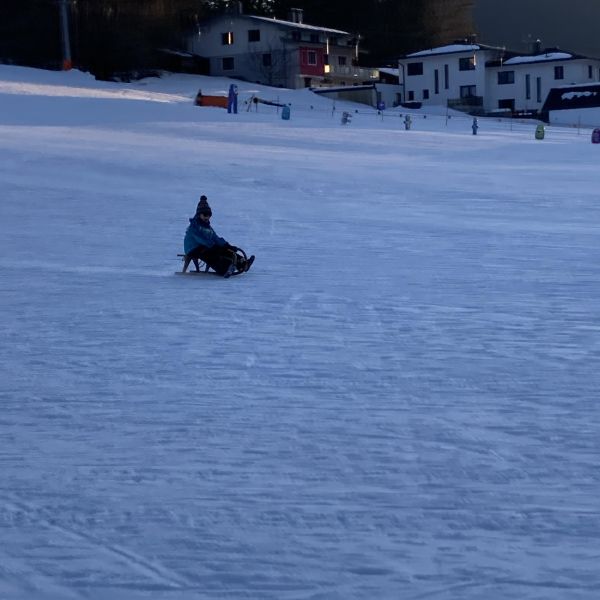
[325,64,379,81]
[447,95,484,115]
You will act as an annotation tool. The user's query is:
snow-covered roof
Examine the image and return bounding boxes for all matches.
[503,52,574,65]
[543,82,600,111]
[247,15,349,36]
[378,67,399,77]
[561,90,599,100]
[159,48,194,58]
[554,81,600,90]
[406,44,480,58]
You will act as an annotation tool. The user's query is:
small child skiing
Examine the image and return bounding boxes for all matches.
[182,195,254,277]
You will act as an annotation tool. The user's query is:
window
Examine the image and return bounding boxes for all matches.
[291,31,300,42]
[423,89,429,100]
[434,69,439,94]
[459,56,476,71]
[338,56,347,66]
[497,71,515,85]
[307,51,317,66]
[525,74,531,100]
[460,85,476,98]
[589,65,594,79]
[498,99,515,111]
[222,57,234,70]
[554,66,564,80]
[444,64,449,89]
[248,29,260,42]
[407,62,423,76]
[408,91,415,101]
[262,53,271,67]
[536,77,542,102]
[310,33,320,43]
[221,32,234,45]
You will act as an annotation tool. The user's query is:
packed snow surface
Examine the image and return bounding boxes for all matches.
[1,66,599,600]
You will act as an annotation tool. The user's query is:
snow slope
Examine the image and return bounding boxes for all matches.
[1,66,599,600]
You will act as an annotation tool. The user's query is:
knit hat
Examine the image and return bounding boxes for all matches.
[196,195,212,216]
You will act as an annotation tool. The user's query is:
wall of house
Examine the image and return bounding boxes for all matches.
[400,50,489,108]
[188,17,297,86]
[548,107,600,127]
[298,46,325,78]
[376,84,402,108]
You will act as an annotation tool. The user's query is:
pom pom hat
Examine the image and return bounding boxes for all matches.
[196,195,212,217]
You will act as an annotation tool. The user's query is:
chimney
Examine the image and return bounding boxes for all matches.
[533,39,542,54]
[288,8,303,24]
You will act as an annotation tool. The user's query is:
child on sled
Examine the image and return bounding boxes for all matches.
[183,196,254,277]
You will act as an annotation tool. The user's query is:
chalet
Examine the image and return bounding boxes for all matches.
[186,3,377,89]
[398,42,600,118]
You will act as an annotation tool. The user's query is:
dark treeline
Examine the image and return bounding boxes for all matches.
[71,0,209,79]
[0,0,474,78]
[1,0,228,76]
[0,0,61,69]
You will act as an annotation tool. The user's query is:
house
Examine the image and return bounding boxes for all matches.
[186,3,377,89]
[398,43,507,114]
[398,42,600,117]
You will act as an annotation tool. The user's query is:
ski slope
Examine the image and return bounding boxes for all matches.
[1,66,599,600]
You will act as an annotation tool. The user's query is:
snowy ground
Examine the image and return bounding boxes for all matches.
[1,66,599,600]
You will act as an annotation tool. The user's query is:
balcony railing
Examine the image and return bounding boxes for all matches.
[325,64,379,80]
[447,96,484,114]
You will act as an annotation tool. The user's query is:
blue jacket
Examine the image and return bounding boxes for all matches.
[184,216,228,254]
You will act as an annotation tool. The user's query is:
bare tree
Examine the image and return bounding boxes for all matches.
[247,43,289,87]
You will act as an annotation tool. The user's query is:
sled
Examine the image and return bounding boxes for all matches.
[177,248,254,278]
[175,269,244,278]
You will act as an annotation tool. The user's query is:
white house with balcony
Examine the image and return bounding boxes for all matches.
[398,43,505,114]
[186,4,377,90]
[398,43,600,117]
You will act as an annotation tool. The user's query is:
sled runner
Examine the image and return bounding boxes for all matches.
[175,268,252,278]
[177,247,254,278]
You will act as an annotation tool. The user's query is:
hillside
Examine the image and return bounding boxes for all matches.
[1,66,600,600]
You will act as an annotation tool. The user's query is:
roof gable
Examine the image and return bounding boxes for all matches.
[503,51,584,66]
[406,44,481,58]
[245,15,349,36]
